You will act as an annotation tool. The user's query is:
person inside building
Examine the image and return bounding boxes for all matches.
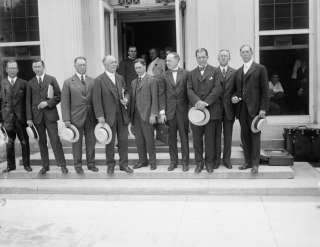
[147,48,166,77]
[268,73,285,115]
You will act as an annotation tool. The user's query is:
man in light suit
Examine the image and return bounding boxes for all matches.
[231,45,269,174]
[130,58,158,170]
[93,55,133,175]
[188,48,223,174]
[26,59,68,175]
[215,50,236,169]
[61,57,98,174]
[0,60,31,173]
[147,48,166,77]
[158,52,190,172]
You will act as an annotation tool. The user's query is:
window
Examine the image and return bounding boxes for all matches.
[258,0,310,116]
[0,0,40,80]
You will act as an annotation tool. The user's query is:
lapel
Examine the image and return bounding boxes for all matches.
[31,76,40,91]
[132,78,138,102]
[166,71,176,88]
[12,78,22,96]
[225,67,233,81]
[102,73,118,99]
[244,62,256,81]
[175,68,183,88]
[41,74,50,93]
[71,75,86,96]
[115,73,124,99]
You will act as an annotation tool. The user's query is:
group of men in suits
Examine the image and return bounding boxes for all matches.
[0,44,268,175]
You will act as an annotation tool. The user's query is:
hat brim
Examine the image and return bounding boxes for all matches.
[60,125,80,143]
[188,107,210,126]
[94,123,112,145]
[0,127,9,144]
[26,125,39,141]
[251,115,267,133]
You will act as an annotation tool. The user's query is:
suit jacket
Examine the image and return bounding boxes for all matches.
[233,62,269,118]
[61,74,96,127]
[130,74,158,123]
[0,77,28,129]
[187,65,223,120]
[117,58,137,90]
[158,68,189,120]
[216,66,236,121]
[26,74,61,124]
[93,72,129,126]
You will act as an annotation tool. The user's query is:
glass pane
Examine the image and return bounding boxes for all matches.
[0,0,39,42]
[260,34,309,115]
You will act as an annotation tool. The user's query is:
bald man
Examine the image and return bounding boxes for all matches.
[93,55,133,175]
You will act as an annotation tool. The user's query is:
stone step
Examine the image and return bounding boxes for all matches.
[0,165,294,179]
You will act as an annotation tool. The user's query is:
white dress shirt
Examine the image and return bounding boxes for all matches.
[269,81,284,93]
[138,72,146,81]
[243,59,253,74]
[76,72,86,81]
[37,74,45,84]
[171,66,179,83]
[8,76,17,86]
[219,65,228,75]
[105,71,116,84]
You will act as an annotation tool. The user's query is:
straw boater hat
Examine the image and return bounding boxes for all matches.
[188,107,210,126]
[26,124,39,141]
[251,115,267,133]
[0,127,8,145]
[94,123,112,145]
[60,124,80,143]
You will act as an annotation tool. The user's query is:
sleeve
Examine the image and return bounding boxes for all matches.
[26,81,33,121]
[92,78,104,119]
[150,77,159,116]
[46,77,61,108]
[61,80,71,122]
[187,72,201,106]
[259,66,269,112]
[158,74,166,113]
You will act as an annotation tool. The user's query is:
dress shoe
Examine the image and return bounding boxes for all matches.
[75,166,84,175]
[251,166,259,174]
[168,163,177,171]
[133,163,148,169]
[120,166,133,174]
[39,167,49,175]
[213,160,220,169]
[194,163,203,174]
[2,167,16,173]
[182,163,189,172]
[24,166,32,172]
[238,164,252,170]
[205,163,214,173]
[87,165,99,172]
[61,166,69,174]
[223,162,232,169]
[107,165,115,175]
[150,163,157,170]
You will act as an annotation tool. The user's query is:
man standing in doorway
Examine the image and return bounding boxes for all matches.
[188,48,223,173]
[61,56,98,174]
[0,60,31,173]
[215,49,236,169]
[26,59,68,175]
[158,52,190,172]
[147,48,166,77]
[231,45,269,174]
[130,58,158,170]
[117,46,138,91]
[93,55,133,175]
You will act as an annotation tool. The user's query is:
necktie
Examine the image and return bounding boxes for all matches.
[222,68,226,78]
[38,77,42,85]
[10,78,14,86]
[81,75,87,95]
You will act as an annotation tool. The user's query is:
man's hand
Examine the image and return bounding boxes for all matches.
[37,101,48,109]
[259,110,266,119]
[149,115,157,125]
[195,100,208,110]
[98,117,106,124]
[159,113,166,124]
[120,97,128,107]
[27,120,34,127]
[64,121,71,128]
[231,96,241,104]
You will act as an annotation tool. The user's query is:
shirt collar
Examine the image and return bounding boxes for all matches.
[219,65,228,71]
[172,66,179,72]
[8,76,17,83]
[105,70,115,78]
[37,74,45,82]
[139,73,146,79]
[244,59,253,68]
[76,72,86,80]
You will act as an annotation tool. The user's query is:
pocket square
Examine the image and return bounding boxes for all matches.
[209,76,213,80]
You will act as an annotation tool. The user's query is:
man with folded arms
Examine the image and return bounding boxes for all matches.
[0,60,31,173]
[26,59,68,175]
[187,48,222,173]
[93,55,133,175]
[61,56,98,174]
[158,52,190,172]
[130,58,158,170]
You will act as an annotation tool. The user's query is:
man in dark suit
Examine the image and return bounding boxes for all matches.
[93,55,133,175]
[215,50,236,169]
[26,59,68,175]
[130,58,158,170]
[117,46,138,91]
[61,56,98,174]
[188,48,223,173]
[158,52,189,172]
[231,45,269,174]
[0,60,31,172]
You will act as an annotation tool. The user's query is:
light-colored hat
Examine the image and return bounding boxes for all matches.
[60,124,80,143]
[94,123,112,145]
[26,124,39,141]
[0,127,8,145]
[188,107,210,126]
[251,115,267,133]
